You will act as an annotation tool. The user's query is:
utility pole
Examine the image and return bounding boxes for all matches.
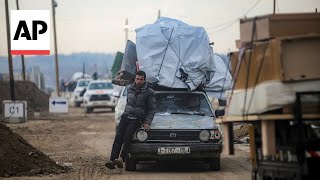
[124,18,128,45]
[273,0,276,14]
[16,0,26,81]
[52,0,60,96]
[82,62,85,78]
[5,0,16,100]
[158,9,161,19]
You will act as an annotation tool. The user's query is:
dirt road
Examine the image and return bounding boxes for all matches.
[5,107,251,180]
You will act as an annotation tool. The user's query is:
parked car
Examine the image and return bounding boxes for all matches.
[83,80,117,113]
[115,89,222,171]
[114,86,127,127]
[73,78,91,107]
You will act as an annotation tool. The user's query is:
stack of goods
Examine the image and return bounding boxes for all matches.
[112,40,138,86]
[112,17,232,100]
[227,13,320,115]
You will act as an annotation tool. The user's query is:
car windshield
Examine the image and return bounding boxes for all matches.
[155,93,213,117]
[88,82,113,90]
[78,80,90,87]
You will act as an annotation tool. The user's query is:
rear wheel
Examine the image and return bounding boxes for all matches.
[125,157,136,171]
[208,156,221,171]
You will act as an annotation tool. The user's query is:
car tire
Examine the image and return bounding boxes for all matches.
[85,107,93,113]
[125,157,136,171]
[208,156,221,171]
[74,102,81,107]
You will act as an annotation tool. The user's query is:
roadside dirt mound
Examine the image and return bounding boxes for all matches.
[0,81,49,116]
[233,124,250,141]
[0,123,67,177]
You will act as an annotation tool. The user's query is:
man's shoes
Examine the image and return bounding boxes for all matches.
[114,158,124,169]
[105,160,116,169]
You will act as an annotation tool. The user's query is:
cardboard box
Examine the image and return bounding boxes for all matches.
[235,39,250,49]
[240,13,320,43]
[280,35,320,81]
[230,41,282,90]
[230,35,320,90]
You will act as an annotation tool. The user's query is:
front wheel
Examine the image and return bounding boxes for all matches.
[74,102,81,107]
[125,157,136,171]
[208,156,221,171]
[85,107,93,113]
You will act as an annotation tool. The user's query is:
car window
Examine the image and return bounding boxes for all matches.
[88,82,113,90]
[78,80,90,87]
[155,93,213,116]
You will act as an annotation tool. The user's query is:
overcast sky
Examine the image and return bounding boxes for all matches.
[0,0,319,55]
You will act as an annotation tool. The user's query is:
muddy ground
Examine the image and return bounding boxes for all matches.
[4,107,252,180]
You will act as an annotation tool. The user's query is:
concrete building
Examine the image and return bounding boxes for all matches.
[30,66,46,91]
[1,67,46,91]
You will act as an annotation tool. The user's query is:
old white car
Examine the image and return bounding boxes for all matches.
[114,86,127,127]
[115,88,222,171]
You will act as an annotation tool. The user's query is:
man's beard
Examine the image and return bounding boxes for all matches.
[136,83,143,88]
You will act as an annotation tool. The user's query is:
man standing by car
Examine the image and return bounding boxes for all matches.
[105,70,156,169]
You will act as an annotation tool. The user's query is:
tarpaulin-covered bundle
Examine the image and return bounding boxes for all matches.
[136,17,232,100]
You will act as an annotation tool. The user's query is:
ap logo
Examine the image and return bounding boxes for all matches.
[11,10,50,55]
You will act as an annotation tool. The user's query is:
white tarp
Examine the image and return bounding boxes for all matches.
[205,54,232,100]
[136,17,232,99]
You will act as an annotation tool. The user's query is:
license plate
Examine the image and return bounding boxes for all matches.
[158,147,191,155]
[93,101,104,105]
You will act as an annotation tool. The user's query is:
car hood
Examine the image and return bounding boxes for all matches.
[150,113,215,129]
[85,89,113,95]
[74,87,86,92]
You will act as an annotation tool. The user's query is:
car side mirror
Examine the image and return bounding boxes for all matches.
[215,109,225,117]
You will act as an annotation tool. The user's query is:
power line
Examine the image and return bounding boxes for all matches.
[206,0,264,33]
[206,18,239,30]
[243,0,264,17]
[208,19,239,33]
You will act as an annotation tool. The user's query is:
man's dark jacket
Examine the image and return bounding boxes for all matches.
[123,82,156,124]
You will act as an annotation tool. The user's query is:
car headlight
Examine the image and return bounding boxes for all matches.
[136,130,148,142]
[199,130,210,142]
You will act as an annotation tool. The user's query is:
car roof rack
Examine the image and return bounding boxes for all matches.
[148,82,206,93]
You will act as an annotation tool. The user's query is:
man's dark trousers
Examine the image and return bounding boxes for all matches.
[110,115,141,161]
